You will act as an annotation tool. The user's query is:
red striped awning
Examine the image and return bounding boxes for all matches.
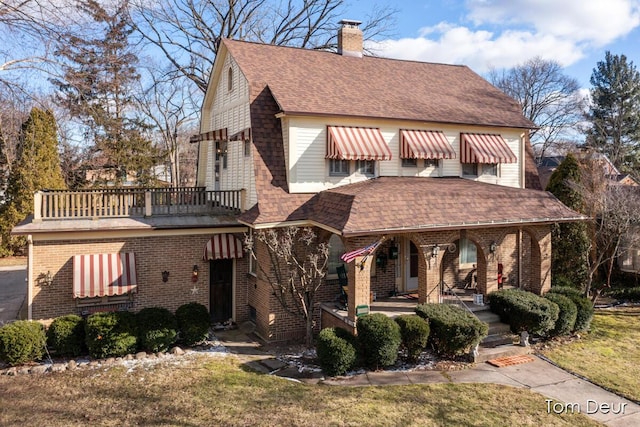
[73,253,137,298]
[400,129,456,159]
[203,234,244,260]
[460,133,517,164]
[326,126,392,161]
[229,128,252,141]
[189,128,228,144]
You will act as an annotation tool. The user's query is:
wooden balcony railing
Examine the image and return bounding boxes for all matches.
[33,187,246,221]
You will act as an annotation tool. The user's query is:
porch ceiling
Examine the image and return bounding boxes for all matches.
[240,177,586,235]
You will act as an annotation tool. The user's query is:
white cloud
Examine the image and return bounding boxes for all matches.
[365,0,640,74]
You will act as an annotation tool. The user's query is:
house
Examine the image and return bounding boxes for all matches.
[13,20,583,342]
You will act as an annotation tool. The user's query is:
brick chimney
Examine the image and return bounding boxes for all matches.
[337,19,363,58]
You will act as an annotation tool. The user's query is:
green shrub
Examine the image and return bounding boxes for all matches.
[46,315,86,357]
[316,327,357,376]
[544,293,577,336]
[489,289,559,336]
[175,302,210,346]
[356,313,401,370]
[136,307,178,353]
[551,275,579,289]
[548,287,594,332]
[0,320,46,366]
[85,311,138,359]
[395,315,430,362]
[607,287,640,302]
[548,286,584,299]
[415,304,488,358]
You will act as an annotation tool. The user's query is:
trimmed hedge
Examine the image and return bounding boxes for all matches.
[489,289,559,337]
[136,307,178,353]
[176,302,210,346]
[415,304,488,357]
[46,314,86,357]
[316,327,357,376]
[356,313,401,370]
[85,311,138,359]
[548,287,594,332]
[395,315,430,362]
[544,293,577,336]
[607,287,640,302]
[0,320,46,366]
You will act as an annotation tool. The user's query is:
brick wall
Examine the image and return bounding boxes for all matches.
[31,233,250,324]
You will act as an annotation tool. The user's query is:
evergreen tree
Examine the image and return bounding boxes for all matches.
[0,107,66,255]
[52,0,160,185]
[585,51,640,174]
[546,154,590,289]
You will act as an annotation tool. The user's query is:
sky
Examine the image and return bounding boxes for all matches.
[345,0,640,89]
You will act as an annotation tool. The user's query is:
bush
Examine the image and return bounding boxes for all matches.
[137,308,178,353]
[607,287,640,302]
[489,289,559,337]
[356,313,401,370]
[0,320,46,366]
[395,315,430,362]
[551,275,579,290]
[175,302,210,346]
[415,304,488,358]
[548,287,594,332]
[544,293,577,337]
[46,315,86,357]
[85,311,138,359]
[316,327,357,376]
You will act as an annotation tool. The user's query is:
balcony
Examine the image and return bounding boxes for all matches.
[33,187,246,221]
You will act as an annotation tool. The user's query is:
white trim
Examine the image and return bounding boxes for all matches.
[28,227,249,242]
[27,235,33,320]
[240,219,343,235]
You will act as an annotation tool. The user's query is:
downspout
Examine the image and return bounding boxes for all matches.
[27,234,33,320]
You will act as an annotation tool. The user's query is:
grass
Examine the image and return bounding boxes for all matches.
[542,306,640,402]
[0,355,599,427]
[0,256,27,267]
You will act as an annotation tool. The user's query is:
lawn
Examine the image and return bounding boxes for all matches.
[0,355,598,427]
[542,306,640,402]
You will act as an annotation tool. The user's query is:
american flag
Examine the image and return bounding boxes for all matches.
[340,239,383,264]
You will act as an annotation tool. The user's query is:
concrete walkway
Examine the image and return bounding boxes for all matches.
[216,329,640,427]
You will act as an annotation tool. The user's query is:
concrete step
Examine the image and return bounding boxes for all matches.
[475,343,532,363]
[474,310,501,324]
[487,321,512,335]
[481,333,517,348]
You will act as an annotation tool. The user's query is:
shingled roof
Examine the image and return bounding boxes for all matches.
[222,39,535,129]
[239,177,584,235]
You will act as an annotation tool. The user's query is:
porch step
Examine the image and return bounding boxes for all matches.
[475,343,532,363]
[481,333,518,348]
[472,307,512,335]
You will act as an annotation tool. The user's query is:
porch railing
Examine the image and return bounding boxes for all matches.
[33,187,246,220]
[440,280,477,317]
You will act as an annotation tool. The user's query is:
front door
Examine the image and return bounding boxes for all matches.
[210,258,233,323]
[404,239,419,292]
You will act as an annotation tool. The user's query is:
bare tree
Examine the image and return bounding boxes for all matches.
[571,156,640,300]
[245,227,329,348]
[131,0,396,92]
[489,57,586,161]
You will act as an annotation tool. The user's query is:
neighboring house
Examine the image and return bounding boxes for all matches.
[14,20,583,342]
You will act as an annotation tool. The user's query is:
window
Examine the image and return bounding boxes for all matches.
[356,160,375,176]
[227,66,233,91]
[402,158,418,167]
[425,158,439,168]
[249,251,256,275]
[222,152,228,169]
[459,238,477,266]
[462,163,478,176]
[327,234,345,278]
[481,163,498,176]
[329,159,349,176]
[244,140,251,157]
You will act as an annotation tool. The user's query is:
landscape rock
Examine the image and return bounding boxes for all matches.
[29,365,49,374]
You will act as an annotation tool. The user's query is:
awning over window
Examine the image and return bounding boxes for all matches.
[326,126,392,161]
[73,253,137,298]
[400,129,456,159]
[189,128,228,144]
[229,128,252,141]
[460,133,517,164]
[203,234,244,260]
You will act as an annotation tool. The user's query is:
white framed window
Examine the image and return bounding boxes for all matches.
[459,237,477,267]
[327,234,345,279]
[462,163,478,176]
[329,159,350,176]
[402,158,418,167]
[481,163,498,176]
[425,158,439,168]
[356,160,375,176]
[249,251,257,275]
[244,140,251,157]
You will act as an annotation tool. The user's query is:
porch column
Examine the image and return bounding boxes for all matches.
[418,248,442,304]
[346,256,372,323]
